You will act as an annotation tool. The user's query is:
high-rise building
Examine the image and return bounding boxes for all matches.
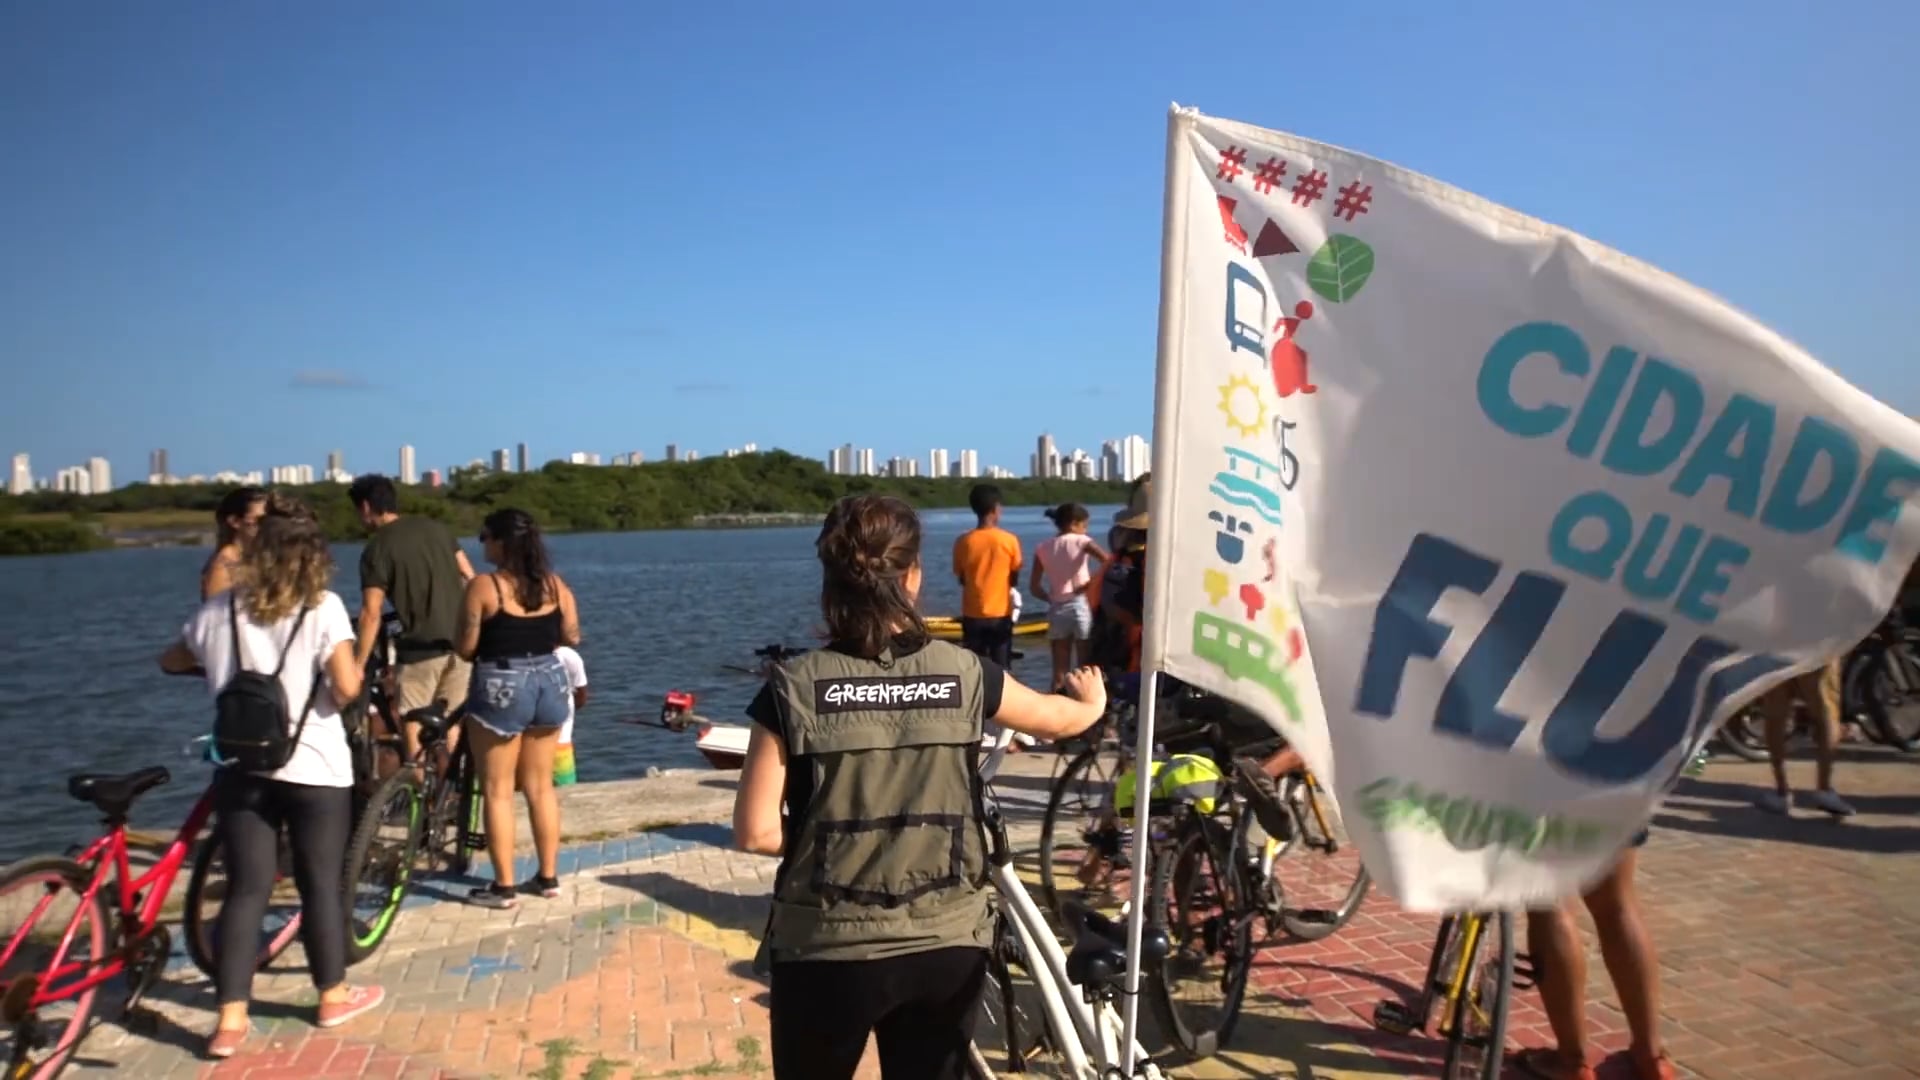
[423,469,443,488]
[856,448,875,476]
[957,449,980,479]
[491,448,511,472]
[149,449,169,484]
[665,443,680,463]
[269,464,316,485]
[1033,433,1059,479]
[9,453,31,496]
[87,457,111,494]
[1120,434,1151,482]
[627,450,644,465]
[55,465,92,494]
[516,442,530,473]
[929,448,949,479]
[399,445,418,484]
[326,450,344,475]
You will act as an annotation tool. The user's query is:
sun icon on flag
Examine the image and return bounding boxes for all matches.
[1218,374,1267,438]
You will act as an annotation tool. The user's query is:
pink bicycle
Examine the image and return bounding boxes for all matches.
[0,739,302,1079]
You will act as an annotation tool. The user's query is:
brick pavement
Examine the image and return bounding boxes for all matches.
[33,745,1920,1079]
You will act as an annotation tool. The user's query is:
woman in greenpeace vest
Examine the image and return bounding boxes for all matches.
[733,494,1107,1080]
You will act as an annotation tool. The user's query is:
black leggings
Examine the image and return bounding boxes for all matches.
[769,946,986,1079]
[212,771,353,1005]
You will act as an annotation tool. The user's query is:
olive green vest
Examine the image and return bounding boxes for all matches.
[764,640,993,963]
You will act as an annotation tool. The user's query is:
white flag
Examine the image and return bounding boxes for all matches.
[1140,105,1920,911]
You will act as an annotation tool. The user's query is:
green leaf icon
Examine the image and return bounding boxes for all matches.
[1306,235,1375,303]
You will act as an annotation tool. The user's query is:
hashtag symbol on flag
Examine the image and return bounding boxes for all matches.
[1333,181,1374,221]
[1290,169,1328,207]
[1217,146,1249,183]
[1252,157,1287,194]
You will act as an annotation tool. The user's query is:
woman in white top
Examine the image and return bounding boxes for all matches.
[160,494,385,1059]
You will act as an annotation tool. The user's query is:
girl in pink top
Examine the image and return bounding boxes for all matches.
[1031,503,1112,689]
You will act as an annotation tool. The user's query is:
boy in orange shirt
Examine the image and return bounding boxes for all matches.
[952,484,1022,668]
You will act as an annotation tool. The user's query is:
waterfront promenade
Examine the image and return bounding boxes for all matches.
[52,747,1920,1079]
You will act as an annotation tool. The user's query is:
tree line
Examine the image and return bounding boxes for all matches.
[0,450,1132,552]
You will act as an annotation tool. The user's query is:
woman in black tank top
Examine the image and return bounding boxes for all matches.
[453,508,582,909]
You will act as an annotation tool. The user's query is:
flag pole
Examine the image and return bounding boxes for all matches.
[1120,102,1198,1075]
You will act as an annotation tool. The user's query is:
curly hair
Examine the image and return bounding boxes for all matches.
[816,495,927,658]
[237,493,334,623]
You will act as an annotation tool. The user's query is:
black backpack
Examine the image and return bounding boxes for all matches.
[212,595,320,772]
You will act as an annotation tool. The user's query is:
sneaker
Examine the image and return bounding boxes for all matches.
[1755,789,1790,815]
[316,984,386,1028]
[1802,788,1856,817]
[1233,758,1295,842]
[467,882,518,909]
[529,875,561,899]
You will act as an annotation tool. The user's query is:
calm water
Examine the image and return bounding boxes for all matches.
[0,505,1107,860]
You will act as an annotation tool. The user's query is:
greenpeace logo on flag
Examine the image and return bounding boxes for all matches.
[815,675,963,713]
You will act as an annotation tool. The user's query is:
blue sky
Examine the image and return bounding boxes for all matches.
[2,2,1914,481]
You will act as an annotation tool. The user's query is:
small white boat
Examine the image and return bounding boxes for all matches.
[694,722,751,770]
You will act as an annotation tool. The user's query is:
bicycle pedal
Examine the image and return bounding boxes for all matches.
[1370,1000,1419,1036]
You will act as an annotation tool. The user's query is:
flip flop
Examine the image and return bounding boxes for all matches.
[1513,1047,1596,1080]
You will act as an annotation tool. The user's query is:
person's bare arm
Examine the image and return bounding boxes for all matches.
[159,639,199,674]
[201,554,234,602]
[326,638,364,703]
[556,577,582,646]
[994,667,1105,741]
[454,577,487,662]
[454,548,476,582]
[573,687,590,709]
[355,587,386,669]
[1029,560,1047,602]
[732,726,789,856]
[1080,541,1113,594]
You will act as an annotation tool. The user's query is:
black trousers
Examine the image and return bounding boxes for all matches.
[958,616,1013,669]
[212,771,353,1004]
[770,946,987,1080]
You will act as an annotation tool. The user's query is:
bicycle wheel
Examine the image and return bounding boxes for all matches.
[969,906,1070,1078]
[1715,706,1771,761]
[420,747,464,874]
[449,740,477,878]
[1854,635,1920,752]
[344,770,423,964]
[182,833,305,980]
[0,857,109,1080]
[1440,912,1514,1080]
[1036,741,1131,927]
[1269,777,1371,942]
[1148,814,1253,1058]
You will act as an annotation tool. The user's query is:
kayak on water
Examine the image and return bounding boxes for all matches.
[924,615,1047,640]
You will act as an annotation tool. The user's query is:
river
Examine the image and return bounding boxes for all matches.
[0,505,1108,861]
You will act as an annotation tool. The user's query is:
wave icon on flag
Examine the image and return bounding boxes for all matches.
[1208,447,1284,526]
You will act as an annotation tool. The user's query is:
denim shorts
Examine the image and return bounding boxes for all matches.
[1047,596,1093,641]
[465,654,570,738]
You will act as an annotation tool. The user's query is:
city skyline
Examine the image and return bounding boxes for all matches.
[3,431,1149,495]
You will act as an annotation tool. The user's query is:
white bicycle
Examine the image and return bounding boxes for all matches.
[969,727,1169,1080]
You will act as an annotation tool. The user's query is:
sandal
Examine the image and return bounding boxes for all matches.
[1629,1050,1677,1080]
[1514,1047,1596,1080]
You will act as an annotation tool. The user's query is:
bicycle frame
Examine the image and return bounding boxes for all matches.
[981,729,1165,1080]
[4,787,216,1009]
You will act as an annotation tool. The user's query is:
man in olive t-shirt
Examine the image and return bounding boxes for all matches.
[349,475,475,759]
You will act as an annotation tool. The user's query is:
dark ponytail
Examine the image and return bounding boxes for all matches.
[481,508,554,610]
[816,495,927,659]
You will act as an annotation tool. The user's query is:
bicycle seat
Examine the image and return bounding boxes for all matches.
[1062,901,1169,991]
[67,766,170,817]
[404,701,452,738]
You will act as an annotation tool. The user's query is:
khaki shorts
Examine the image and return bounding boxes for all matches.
[396,653,474,717]
[1759,660,1842,727]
